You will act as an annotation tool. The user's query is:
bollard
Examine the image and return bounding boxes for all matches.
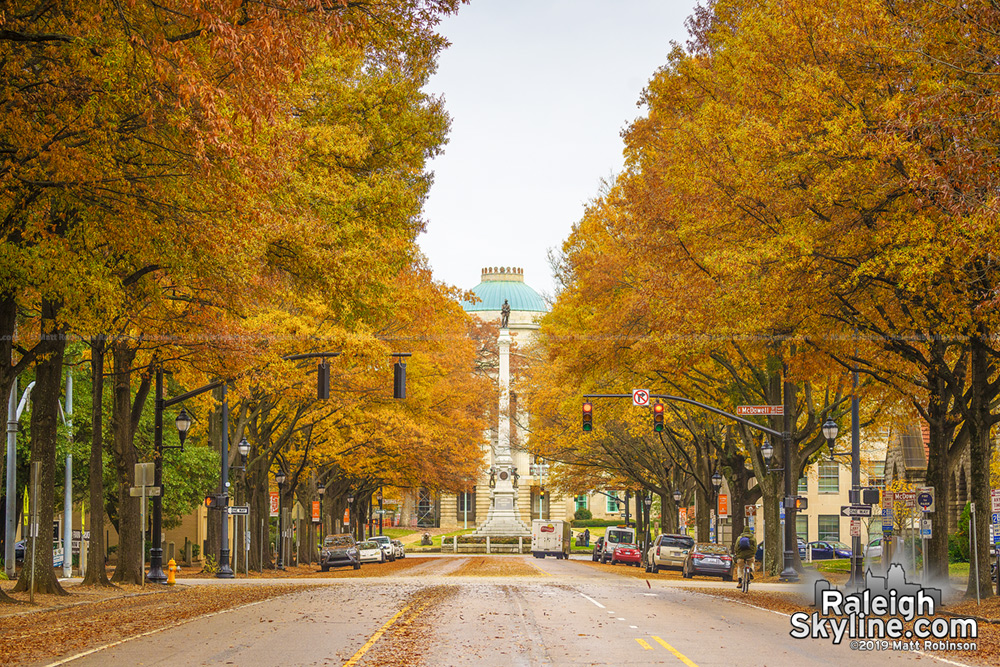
[167,558,177,586]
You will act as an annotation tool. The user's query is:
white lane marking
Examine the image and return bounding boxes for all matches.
[580,593,606,609]
[630,625,638,629]
[617,617,626,621]
[643,593,657,597]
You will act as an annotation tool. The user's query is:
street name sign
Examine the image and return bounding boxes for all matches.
[895,491,917,508]
[841,504,872,517]
[129,486,161,497]
[632,389,650,407]
[736,405,783,416]
[228,506,250,515]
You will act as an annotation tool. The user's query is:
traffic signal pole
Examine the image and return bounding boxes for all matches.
[583,391,799,581]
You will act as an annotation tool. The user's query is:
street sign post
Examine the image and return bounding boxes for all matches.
[991,489,1000,513]
[228,506,250,516]
[920,519,932,539]
[882,507,894,532]
[736,405,784,416]
[632,389,650,407]
[841,505,872,518]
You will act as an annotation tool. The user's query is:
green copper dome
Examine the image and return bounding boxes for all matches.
[462,267,547,313]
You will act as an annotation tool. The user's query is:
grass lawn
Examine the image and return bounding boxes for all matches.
[379,528,418,539]
[409,528,477,550]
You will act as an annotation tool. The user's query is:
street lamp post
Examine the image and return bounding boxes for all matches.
[673,489,682,534]
[347,495,354,540]
[824,416,862,587]
[275,471,286,570]
[711,471,722,544]
[317,482,326,538]
[643,494,653,560]
[235,438,250,575]
[378,489,383,536]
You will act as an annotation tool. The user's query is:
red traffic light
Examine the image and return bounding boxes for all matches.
[653,401,664,432]
[582,401,593,432]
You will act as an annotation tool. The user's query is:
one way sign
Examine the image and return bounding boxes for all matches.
[841,505,872,518]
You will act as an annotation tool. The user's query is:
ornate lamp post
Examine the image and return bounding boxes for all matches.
[822,418,839,457]
[148,406,191,583]
[711,470,723,544]
[233,437,250,574]
[673,489,683,534]
[275,471,286,570]
[643,494,653,560]
[377,488,384,536]
[317,482,326,537]
[347,494,354,540]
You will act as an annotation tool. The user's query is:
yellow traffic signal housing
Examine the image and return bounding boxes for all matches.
[653,402,664,432]
[582,401,593,432]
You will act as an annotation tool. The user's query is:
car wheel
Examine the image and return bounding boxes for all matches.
[354,562,361,570]
[682,566,692,579]
[722,573,733,582]
[321,564,329,572]
[651,564,659,574]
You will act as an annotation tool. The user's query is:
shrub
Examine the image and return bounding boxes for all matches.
[574,508,593,521]
[949,502,971,563]
[572,519,626,527]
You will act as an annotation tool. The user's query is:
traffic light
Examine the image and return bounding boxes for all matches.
[582,401,593,431]
[653,402,664,432]
[317,362,330,400]
[539,487,546,502]
[794,496,808,510]
[393,360,406,399]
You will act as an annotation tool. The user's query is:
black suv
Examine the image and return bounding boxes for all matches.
[320,533,361,571]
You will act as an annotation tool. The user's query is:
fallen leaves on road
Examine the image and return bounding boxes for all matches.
[448,557,543,577]
[0,582,300,666]
[177,557,427,580]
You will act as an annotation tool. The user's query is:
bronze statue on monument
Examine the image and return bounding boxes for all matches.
[500,299,510,328]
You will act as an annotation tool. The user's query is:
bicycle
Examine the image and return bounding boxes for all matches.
[738,558,753,593]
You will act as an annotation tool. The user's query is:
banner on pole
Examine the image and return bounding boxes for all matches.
[269,491,279,517]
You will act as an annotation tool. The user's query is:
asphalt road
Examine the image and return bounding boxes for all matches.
[55,556,981,667]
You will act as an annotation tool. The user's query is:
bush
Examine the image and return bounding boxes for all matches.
[572,519,626,527]
[949,502,971,563]
[574,508,593,521]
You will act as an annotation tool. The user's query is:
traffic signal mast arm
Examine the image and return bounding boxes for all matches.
[582,394,783,439]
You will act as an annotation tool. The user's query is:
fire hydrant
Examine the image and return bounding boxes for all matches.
[167,558,178,586]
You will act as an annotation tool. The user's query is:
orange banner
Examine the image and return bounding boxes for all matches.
[312,501,320,522]
[719,494,729,517]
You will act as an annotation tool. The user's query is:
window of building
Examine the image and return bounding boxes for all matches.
[869,462,885,489]
[818,515,840,542]
[818,461,839,493]
[606,493,621,514]
[798,475,808,494]
[796,515,809,542]
[456,491,476,522]
[575,495,588,512]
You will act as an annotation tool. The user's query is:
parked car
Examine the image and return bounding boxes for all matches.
[755,539,808,563]
[392,539,406,559]
[591,536,605,562]
[646,534,695,573]
[594,526,636,564]
[807,541,852,560]
[369,535,395,562]
[682,543,735,580]
[611,543,642,566]
[357,541,384,563]
[866,538,883,559]
[319,533,360,571]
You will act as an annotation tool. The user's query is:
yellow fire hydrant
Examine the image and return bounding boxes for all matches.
[167,558,177,586]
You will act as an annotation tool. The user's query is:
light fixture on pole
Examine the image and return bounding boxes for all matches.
[711,471,722,544]
[672,488,683,534]
[672,489,681,503]
[822,418,839,460]
[234,437,250,470]
[275,471,286,569]
[760,439,778,473]
[175,409,192,450]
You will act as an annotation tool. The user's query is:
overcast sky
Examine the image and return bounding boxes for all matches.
[418,0,701,299]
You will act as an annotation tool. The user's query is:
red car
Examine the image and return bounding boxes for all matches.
[611,542,643,566]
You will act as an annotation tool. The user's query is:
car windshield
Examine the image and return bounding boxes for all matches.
[359,542,378,549]
[371,536,390,544]
[616,543,637,549]
[660,536,694,549]
[606,529,634,544]
[324,535,353,547]
[694,544,729,555]
[829,542,850,550]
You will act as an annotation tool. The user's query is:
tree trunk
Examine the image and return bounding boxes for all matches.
[247,454,273,571]
[110,342,143,585]
[82,337,113,587]
[13,298,67,596]
[922,356,954,584]
[966,337,994,599]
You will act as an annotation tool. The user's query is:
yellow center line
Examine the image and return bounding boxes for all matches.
[343,604,412,667]
[651,636,699,667]
[635,638,653,650]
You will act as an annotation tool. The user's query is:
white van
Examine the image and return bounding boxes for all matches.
[531,519,571,559]
[594,526,636,563]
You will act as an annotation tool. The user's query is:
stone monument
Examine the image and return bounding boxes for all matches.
[472,321,530,537]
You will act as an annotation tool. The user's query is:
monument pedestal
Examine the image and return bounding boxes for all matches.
[472,465,530,537]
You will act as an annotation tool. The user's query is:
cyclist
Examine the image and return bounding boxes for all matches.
[733,526,756,589]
